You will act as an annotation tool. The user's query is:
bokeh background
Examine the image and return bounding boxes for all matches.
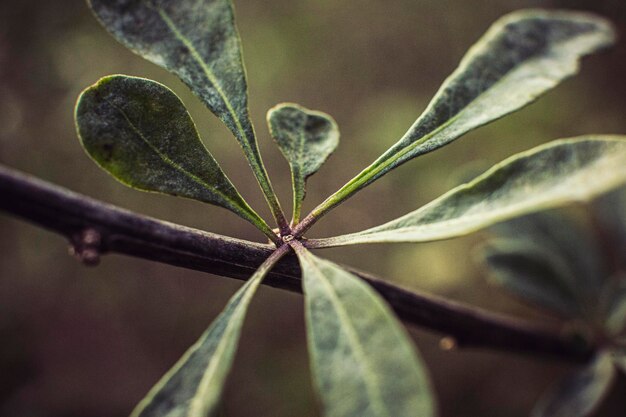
[1,0,626,416]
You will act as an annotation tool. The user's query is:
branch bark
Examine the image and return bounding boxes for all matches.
[0,164,592,362]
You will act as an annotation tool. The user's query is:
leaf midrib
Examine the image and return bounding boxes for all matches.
[303,255,389,417]
[294,127,307,187]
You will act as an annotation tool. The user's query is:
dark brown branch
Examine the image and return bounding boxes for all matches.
[0,164,592,362]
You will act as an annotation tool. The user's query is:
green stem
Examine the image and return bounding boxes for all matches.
[287,237,306,255]
[291,170,303,226]
[292,166,372,237]
[244,130,290,236]
[251,161,290,235]
[241,205,280,245]
[258,242,292,274]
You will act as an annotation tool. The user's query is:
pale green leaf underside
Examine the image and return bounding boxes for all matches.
[311,136,626,247]
[295,248,435,417]
[129,253,275,417]
[268,103,339,223]
[314,10,615,217]
[75,75,273,238]
[531,353,615,417]
[88,0,286,230]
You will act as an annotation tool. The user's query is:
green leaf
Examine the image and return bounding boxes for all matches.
[532,353,615,417]
[306,10,615,222]
[482,212,608,318]
[267,103,339,224]
[603,274,626,335]
[483,239,583,318]
[129,247,285,417]
[88,0,250,148]
[76,74,276,241]
[612,352,626,374]
[490,212,608,296]
[309,136,626,247]
[591,188,626,271]
[291,244,435,417]
[88,0,288,231]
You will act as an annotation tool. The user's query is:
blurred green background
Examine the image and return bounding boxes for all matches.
[1,0,625,416]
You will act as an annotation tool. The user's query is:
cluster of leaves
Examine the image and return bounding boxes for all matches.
[74,0,626,415]
[482,190,626,417]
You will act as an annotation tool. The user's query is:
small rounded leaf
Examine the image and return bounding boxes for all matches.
[268,103,339,223]
[75,75,273,237]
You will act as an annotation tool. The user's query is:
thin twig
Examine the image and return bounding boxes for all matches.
[0,164,592,362]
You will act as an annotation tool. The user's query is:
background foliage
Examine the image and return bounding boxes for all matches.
[1,0,625,416]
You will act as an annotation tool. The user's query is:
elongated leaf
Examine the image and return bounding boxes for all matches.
[88,0,251,153]
[612,352,626,374]
[483,239,583,318]
[88,0,287,230]
[130,248,283,417]
[309,10,615,219]
[268,103,339,224]
[489,212,607,298]
[603,274,626,336]
[482,212,608,318]
[292,245,435,417]
[310,136,626,247]
[532,353,615,417]
[76,75,275,239]
[592,189,626,271]
[606,294,626,336]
